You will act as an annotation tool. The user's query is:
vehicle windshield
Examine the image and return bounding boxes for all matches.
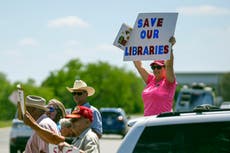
[133,122,230,153]
[176,91,214,111]
[101,112,120,119]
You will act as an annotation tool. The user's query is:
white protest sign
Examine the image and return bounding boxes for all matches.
[9,91,18,105]
[16,84,25,117]
[113,23,133,51]
[49,144,79,153]
[123,12,178,61]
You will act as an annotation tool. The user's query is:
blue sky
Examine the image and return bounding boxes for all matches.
[0,0,229,85]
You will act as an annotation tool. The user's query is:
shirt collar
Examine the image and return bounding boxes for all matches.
[82,102,90,108]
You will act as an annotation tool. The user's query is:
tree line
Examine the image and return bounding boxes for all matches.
[0,58,229,120]
[0,59,144,120]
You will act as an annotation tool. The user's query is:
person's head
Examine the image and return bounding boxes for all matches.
[66,80,95,105]
[46,99,66,123]
[25,95,48,120]
[65,106,93,136]
[59,118,73,137]
[150,60,166,80]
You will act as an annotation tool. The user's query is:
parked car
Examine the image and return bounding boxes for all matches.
[220,101,230,109]
[100,107,129,137]
[117,106,230,153]
[175,83,218,112]
[9,115,33,153]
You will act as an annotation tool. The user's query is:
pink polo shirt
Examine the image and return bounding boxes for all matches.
[24,114,60,153]
[142,74,176,116]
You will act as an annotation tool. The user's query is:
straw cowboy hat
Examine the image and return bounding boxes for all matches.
[66,80,95,96]
[26,95,48,111]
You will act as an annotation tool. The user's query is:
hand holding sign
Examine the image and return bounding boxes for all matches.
[169,36,176,46]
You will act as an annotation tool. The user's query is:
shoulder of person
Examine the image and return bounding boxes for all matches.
[84,129,99,142]
[89,105,100,112]
[39,115,57,127]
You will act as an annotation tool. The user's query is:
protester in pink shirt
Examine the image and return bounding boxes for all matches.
[133,37,177,116]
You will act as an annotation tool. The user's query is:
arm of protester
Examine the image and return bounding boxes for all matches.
[165,36,176,83]
[23,111,65,144]
[133,60,151,84]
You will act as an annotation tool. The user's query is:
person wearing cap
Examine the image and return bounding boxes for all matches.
[133,36,177,116]
[66,80,102,138]
[24,95,60,153]
[23,106,100,153]
[46,98,67,131]
[58,106,100,153]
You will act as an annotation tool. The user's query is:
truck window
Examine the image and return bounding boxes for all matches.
[133,122,230,153]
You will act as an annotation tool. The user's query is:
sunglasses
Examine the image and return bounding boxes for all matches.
[72,91,85,96]
[48,107,57,112]
[151,65,164,70]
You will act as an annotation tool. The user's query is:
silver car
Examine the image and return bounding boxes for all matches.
[9,113,33,153]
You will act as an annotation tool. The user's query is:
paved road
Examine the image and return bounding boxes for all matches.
[0,127,11,153]
[0,127,122,153]
[101,135,123,153]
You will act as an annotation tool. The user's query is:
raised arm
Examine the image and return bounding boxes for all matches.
[165,36,176,83]
[23,111,65,144]
[133,61,151,84]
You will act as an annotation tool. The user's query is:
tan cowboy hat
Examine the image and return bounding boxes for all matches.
[26,95,49,111]
[66,80,95,96]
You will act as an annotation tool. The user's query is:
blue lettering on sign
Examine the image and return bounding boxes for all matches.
[137,18,164,28]
[133,46,137,55]
[158,45,164,54]
[140,30,146,39]
[124,47,129,56]
[153,29,159,38]
[137,19,143,28]
[143,46,149,55]
[140,29,159,39]
[124,45,169,56]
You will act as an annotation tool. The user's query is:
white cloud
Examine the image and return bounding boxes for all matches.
[48,16,90,28]
[177,5,230,16]
[64,40,80,46]
[18,38,39,47]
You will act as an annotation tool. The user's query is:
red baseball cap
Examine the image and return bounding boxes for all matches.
[66,106,93,122]
[150,60,165,66]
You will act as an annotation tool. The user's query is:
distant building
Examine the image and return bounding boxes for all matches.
[175,72,226,96]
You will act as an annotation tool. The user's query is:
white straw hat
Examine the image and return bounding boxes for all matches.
[66,80,95,96]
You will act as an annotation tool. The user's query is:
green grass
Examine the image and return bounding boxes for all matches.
[0,120,12,128]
